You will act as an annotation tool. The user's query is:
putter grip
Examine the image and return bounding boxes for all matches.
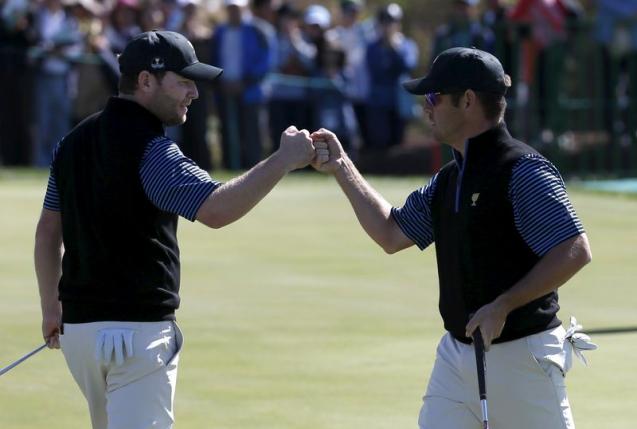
[472,330,487,401]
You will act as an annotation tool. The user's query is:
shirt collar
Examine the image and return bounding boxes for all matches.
[103,97,165,136]
[452,121,510,168]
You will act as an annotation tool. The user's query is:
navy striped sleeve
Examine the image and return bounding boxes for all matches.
[390,174,438,250]
[43,143,61,211]
[140,137,221,221]
[509,154,584,256]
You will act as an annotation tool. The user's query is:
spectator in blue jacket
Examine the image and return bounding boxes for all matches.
[364,3,418,150]
[211,0,273,170]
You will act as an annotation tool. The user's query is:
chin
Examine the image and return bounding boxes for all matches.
[164,115,187,127]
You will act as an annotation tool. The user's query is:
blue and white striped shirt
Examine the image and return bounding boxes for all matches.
[43,137,220,222]
[391,153,584,256]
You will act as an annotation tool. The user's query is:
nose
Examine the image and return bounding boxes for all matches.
[189,82,199,100]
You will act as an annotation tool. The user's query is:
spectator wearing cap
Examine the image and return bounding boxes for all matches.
[364,3,418,151]
[302,4,331,75]
[302,4,355,153]
[36,30,322,429]
[211,0,273,169]
[431,0,495,60]
[326,0,377,148]
[267,2,316,151]
[31,0,84,167]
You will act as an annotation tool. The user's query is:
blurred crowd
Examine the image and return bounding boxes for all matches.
[1,0,636,171]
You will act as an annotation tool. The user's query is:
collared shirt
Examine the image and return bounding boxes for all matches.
[44,137,219,222]
[220,26,243,81]
[391,153,584,256]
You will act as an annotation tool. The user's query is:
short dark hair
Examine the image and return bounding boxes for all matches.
[118,71,166,95]
[450,90,507,122]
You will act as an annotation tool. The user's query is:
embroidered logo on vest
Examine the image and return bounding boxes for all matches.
[471,193,480,206]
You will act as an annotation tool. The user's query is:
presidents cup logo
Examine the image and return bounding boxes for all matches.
[151,57,165,70]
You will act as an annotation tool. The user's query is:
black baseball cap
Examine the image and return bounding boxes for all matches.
[403,47,511,96]
[119,31,223,82]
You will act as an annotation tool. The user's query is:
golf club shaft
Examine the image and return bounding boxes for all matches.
[0,343,47,376]
[472,330,490,429]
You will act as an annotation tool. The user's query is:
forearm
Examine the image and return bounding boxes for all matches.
[333,157,403,252]
[496,233,592,313]
[34,232,63,313]
[197,153,289,228]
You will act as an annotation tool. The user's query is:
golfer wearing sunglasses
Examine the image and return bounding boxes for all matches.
[311,47,592,428]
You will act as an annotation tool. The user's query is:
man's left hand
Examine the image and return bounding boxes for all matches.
[465,299,510,351]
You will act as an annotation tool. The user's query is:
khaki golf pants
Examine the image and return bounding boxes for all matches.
[60,321,182,429]
[418,326,574,429]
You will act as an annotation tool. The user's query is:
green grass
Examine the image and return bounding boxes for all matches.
[1,170,635,429]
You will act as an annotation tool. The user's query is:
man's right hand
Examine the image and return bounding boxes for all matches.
[310,128,346,174]
[277,126,317,172]
[42,302,62,349]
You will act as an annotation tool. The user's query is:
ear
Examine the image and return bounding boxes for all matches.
[137,71,155,93]
[464,89,476,110]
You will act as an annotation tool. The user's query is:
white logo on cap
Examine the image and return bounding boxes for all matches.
[151,57,165,70]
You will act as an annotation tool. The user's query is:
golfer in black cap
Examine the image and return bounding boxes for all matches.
[34,31,327,429]
[311,47,592,428]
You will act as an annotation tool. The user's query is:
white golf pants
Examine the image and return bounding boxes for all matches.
[60,321,182,429]
[418,326,575,429]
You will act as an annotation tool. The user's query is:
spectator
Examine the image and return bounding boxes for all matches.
[304,4,355,152]
[326,0,376,148]
[31,0,83,167]
[105,0,141,54]
[593,0,637,144]
[177,0,215,170]
[364,3,418,151]
[431,0,494,59]
[139,0,166,32]
[267,2,315,152]
[481,0,514,76]
[211,0,272,170]
[251,0,278,63]
[509,0,582,131]
[0,0,35,165]
[595,0,637,55]
[508,0,572,86]
[66,0,120,124]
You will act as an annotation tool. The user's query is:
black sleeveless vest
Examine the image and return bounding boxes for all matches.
[53,97,180,323]
[431,123,561,343]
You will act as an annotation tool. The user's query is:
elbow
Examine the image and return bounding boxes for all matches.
[197,213,228,229]
[581,246,592,267]
[378,234,404,255]
[574,233,592,268]
[382,242,401,255]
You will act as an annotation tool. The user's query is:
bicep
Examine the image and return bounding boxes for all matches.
[385,215,417,253]
[510,156,584,256]
[140,138,219,221]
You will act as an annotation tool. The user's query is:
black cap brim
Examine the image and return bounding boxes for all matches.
[179,62,223,82]
[402,77,440,95]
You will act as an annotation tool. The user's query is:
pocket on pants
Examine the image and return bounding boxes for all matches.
[106,322,182,392]
[95,328,136,366]
[527,326,568,377]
